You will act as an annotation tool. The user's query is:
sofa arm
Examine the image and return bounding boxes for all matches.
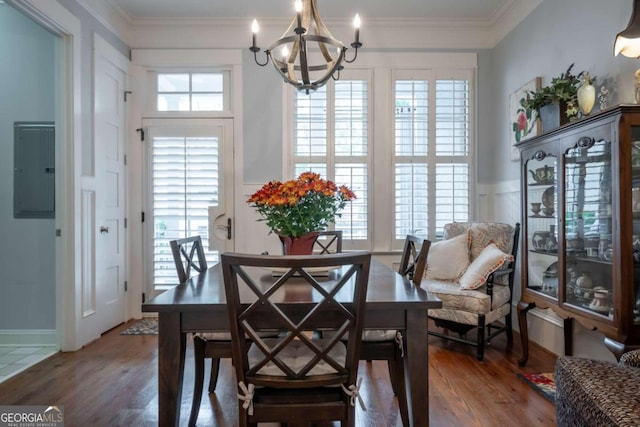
[620,349,640,368]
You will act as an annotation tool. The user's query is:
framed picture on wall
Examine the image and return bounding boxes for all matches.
[509,77,541,161]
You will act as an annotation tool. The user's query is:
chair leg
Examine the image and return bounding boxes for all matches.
[387,360,398,396]
[476,315,485,361]
[391,356,409,427]
[208,357,220,393]
[189,336,206,427]
[505,312,514,343]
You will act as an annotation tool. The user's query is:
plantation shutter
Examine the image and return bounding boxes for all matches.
[394,73,471,241]
[152,136,219,287]
[294,77,369,244]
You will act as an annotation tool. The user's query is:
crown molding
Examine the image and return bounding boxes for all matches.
[87,0,542,50]
[75,0,131,42]
[490,0,543,46]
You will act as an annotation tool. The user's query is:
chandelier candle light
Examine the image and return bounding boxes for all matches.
[250,0,362,94]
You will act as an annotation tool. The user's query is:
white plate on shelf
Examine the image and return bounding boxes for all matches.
[542,186,555,208]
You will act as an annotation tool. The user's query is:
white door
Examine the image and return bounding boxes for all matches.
[93,38,128,333]
[143,119,234,293]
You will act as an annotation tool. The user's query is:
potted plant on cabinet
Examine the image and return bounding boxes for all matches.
[522,64,591,132]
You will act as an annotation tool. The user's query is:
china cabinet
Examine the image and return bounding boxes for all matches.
[517,105,640,366]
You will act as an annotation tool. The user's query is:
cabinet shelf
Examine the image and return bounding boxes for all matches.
[567,255,612,265]
[528,182,555,187]
[529,249,558,256]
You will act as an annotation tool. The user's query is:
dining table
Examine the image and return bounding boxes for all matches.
[142,257,442,426]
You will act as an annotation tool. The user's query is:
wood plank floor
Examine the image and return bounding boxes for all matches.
[0,319,558,426]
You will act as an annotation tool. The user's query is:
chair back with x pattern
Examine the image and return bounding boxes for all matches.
[398,235,431,286]
[221,252,371,426]
[313,230,343,254]
[170,236,208,283]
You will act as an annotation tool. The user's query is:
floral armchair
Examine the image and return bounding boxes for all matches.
[421,222,520,361]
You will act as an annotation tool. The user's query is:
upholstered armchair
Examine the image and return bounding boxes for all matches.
[421,222,520,361]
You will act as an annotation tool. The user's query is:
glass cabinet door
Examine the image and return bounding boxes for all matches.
[564,136,612,318]
[632,127,640,325]
[525,153,558,299]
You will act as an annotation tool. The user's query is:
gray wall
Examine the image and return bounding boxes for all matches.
[242,49,283,184]
[0,4,55,329]
[486,0,635,184]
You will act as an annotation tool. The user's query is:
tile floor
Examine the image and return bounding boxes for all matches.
[0,346,58,383]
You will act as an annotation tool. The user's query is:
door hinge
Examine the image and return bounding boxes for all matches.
[136,128,145,141]
[124,281,128,292]
[55,229,62,237]
[141,211,145,222]
[124,217,127,229]
[124,90,132,102]
[142,293,146,303]
[124,154,127,165]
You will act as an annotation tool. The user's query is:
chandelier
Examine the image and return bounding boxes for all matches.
[250,0,362,94]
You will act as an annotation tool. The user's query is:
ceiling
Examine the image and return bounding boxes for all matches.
[108,0,516,22]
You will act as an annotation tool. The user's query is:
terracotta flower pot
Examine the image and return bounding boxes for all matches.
[279,232,320,255]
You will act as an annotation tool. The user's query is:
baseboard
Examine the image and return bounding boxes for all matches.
[0,330,57,346]
[511,303,616,361]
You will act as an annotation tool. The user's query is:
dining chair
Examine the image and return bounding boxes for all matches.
[169,236,232,427]
[221,252,371,427]
[313,230,343,254]
[170,235,207,283]
[357,235,431,427]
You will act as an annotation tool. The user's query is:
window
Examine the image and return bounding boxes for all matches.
[150,134,219,288]
[157,72,226,111]
[394,72,471,241]
[293,76,370,247]
[287,55,475,251]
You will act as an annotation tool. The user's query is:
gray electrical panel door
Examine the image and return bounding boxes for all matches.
[14,121,55,218]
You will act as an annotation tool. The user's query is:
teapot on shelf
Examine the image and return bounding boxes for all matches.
[529,165,555,184]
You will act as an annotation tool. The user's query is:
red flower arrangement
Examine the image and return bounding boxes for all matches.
[248,172,356,238]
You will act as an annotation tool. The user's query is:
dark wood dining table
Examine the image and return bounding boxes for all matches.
[142,257,442,426]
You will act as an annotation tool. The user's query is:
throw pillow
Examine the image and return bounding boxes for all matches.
[425,232,470,281]
[458,242,514,290]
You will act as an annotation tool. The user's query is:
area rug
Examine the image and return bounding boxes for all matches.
[517,372,556,403]
[120,318,158,335]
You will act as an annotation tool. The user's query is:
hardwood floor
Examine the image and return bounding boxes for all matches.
[0,320,558,426]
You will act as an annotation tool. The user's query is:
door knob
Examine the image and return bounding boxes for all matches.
[100,226,110,234]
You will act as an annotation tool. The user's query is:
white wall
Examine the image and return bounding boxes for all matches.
[488,0,637,361]
[0,4,56,331]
